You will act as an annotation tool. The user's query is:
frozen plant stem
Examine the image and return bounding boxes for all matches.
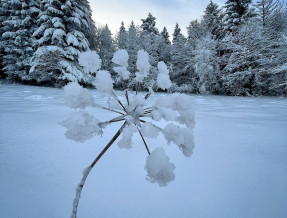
[124,89,130,106]
[137,127,151,155]
[71,123,126,218]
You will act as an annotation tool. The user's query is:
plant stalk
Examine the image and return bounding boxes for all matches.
[71,122,126,218]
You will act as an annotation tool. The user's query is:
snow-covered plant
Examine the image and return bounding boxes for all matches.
[61,49,195,218]
[112,49,130,80]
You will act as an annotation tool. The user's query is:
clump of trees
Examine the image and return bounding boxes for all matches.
[0,0,286,96]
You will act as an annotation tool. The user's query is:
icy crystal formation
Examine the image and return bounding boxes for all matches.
[61,49,195,187]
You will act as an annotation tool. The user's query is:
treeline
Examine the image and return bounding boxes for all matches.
[1,0,287,96]
[0,0,97,87]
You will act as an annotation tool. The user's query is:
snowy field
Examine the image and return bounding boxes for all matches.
[0,83,287,218]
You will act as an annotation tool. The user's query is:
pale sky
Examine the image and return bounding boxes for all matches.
[89,0,226,37]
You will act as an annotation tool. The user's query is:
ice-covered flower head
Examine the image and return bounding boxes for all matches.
[62,49,195,189]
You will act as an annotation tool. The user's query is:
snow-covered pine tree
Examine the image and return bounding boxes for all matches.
[140,13,159,36]
[30,0,92,87]
[0,0,10,79]
[193,33,220,94]
[116,21,128,50]
[170,23,189,88]
[255,0,278,28]
[138,13,160,90]
[223,0,252,33]
[97,24,115,71]
[161,27,171,45]
[1,0,40,81]
[221,17,264,96]
[253,0,287,95]
[69,0,97,50]
[126,21,139,87]
[158,27,171,64]
[203,0,222,39]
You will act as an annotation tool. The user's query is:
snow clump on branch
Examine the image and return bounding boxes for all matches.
[78,50,101,73]
[112,49,130,80]
[145,148,176,187]
[157,61,172,90]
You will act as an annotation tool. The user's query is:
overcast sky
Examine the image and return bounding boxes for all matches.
[90,0,227,37]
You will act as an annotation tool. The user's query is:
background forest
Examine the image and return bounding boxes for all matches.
[0,0,287,96]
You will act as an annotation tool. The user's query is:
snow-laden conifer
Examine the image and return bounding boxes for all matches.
[223,0,252,33]
[30,0,94,87]
[116,21,128,50]
[97,25,115,71]
[1,0,40,81]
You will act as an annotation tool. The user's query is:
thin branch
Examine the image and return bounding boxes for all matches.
[111,91,127,113]
[71,123,126,218]
[137,127,151,155]
[144,92,151,100]
[124,89,130,106]
[92,103,125,115]
[98,116,126,128]
[139,120,163,131]
[144,107,153,111]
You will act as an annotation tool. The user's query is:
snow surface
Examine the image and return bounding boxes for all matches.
[1,84,287,218]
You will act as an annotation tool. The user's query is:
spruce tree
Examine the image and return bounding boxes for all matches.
[0,0,10,78]
[203,1,222,38]
[223,0,252,33]
[194,33,220,94]
[138,13,161,90]
[221,17,264,96]
[171,23,189,87]
[158,27,171,64]
[126,21,139,87]
[70,0,97,50]
[1,0,40,81]
[116,21,128,50]
[140,13,159,36]
[161,27,171,45]
[255,0,278,28]
[98,24,115,71]
[30,0,92,87]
